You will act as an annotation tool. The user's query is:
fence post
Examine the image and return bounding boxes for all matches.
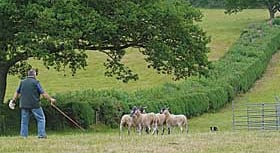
[232,100,235,131]
[247,104,250,131]
[95,110,99,124]
[262,103,265,130]
[276,103,280,130]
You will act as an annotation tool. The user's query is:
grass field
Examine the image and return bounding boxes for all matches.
[189,51,280,133]
[200,9,269,61]
[1,131,280,153]
[4,9,280,152]
[4,9,268,100]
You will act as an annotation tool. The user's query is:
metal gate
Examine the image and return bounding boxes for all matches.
[232,100,280,131]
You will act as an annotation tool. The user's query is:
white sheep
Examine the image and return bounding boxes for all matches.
[161,108,188,134]
[119,114,135,135]
[155,113,166,135]
[131,108,158,135]
[119,106,140,136]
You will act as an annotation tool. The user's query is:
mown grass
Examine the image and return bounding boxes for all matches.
[5,49,175,99]
[1,131,280,153]
[200,9,268,61]
[189,51,280,133]
[188,9,280,133]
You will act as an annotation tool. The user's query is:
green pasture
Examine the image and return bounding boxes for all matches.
[200,9,269,61]
[189,51,280,133]
[5,9,268,100]
[3,9,280,152]
[1,132,280,153]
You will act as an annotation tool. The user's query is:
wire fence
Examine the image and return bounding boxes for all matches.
[232,100,280,131]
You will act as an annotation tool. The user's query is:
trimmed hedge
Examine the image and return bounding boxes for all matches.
[1,20,280,134]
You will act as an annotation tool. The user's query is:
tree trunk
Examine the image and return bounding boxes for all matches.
[268,8,275,20]
[0,66,9,104]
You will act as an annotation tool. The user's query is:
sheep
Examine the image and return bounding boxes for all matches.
[155,113,166,135]
[119,114,135,135]
[119,106,139,136]
[161,108,188,134]
[131,107,158,135]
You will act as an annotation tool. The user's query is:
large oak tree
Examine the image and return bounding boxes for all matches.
[224,0,280,19]
[0,0,210,103]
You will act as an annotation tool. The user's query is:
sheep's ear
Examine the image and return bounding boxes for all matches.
[131,106,137,111]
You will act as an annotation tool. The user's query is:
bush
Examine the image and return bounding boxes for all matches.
[89,96,124,128]
[1,22,280,134]
[273,17,280,25]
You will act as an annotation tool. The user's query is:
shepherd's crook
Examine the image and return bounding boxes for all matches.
[51,103,85,131]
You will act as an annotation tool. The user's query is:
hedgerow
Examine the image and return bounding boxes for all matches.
[1,20,280,133]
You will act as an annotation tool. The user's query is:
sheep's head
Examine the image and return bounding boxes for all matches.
[130,106,137,117]
[162,108,170,115]
[160,108,165,114]
[134,109,142,116]
[160,107,170,114]
[139,106,146,114]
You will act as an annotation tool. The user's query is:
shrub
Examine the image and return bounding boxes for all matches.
[1,22,280,134]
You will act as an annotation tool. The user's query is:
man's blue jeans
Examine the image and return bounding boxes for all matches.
[20,107,46,138]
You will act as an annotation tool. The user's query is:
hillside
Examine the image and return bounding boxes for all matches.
[189,50,280,133]
[4,9,268,100]
[2,9,280,153]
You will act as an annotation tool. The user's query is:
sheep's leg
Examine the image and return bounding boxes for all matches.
[180,125,183,133]
[161,126,165,135]
[138,124,142,135]
[186,122,188,134]
[152,126,157,135]
[153,126,158,135]
[168,126,171,134]
[135,125,140,133]
[156,127,159,135]
[152,121,157,135]
[146,126,150,134]
[128,125,131,135]
[154,126,158,135]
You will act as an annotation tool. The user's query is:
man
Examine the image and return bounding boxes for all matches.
[10,69,56,139]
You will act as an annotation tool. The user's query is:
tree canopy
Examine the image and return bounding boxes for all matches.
[0,0,210,103]
[224,0,280,19]
[188,0,225,8]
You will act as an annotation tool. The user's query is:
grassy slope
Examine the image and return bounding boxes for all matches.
[189,51,280,132]
[200,9,268,61]
[5,9,272,132]
[189,10,280,133]
[3,9,280,153]
[5,9,268,100]
[5,49,175,99]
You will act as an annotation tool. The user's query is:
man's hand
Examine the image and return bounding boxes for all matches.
[50,98,56,106]
[8,99,16,110]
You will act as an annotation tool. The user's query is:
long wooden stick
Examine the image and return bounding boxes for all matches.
[51,103,85,131]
